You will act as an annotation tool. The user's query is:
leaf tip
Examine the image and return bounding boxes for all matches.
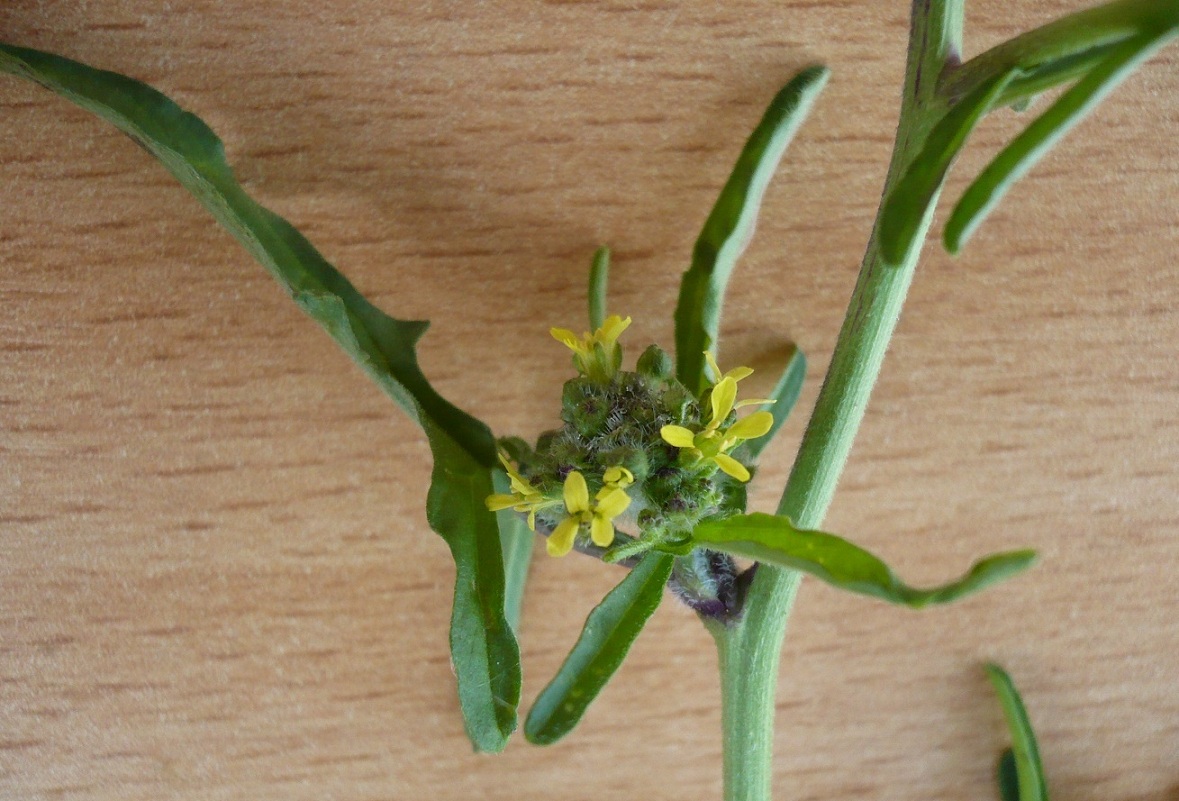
[800,63,832,86]
[942,225,963,255]
[878,232,907,268]
[523,713,560,747]
[876,199,911,267]
[943,203,981,256]
[1006,549,1039,570]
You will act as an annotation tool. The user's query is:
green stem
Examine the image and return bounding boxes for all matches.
[942,0,1178,104]
[708,570,802,801]
[710,2,963,799]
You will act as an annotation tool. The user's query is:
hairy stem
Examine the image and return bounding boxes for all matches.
[710,2,964,799]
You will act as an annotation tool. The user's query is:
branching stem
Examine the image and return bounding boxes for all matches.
[709,2,965,799]
[943,0,1177,103]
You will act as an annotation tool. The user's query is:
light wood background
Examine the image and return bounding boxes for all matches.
[1,2,1176,799]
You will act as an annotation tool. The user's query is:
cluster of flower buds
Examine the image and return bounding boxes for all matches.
[487,315,773,564]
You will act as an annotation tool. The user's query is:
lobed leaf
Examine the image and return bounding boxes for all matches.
[736,343,806,462]
[692,513,1036,609]
[524,552,674,745]
[673,65,829,395]
[944,26,1179,254]
[986,663,1049,801]
[588,246,611,331]
[0,43,521,752]
[877,68,1017,266]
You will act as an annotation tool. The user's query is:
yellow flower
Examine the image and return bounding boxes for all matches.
[485,452,560,531]
[550,314,632,382]
[660,353,774,482]
[602,465,635,490]
[705,351,754,385]
[548,469,632,557]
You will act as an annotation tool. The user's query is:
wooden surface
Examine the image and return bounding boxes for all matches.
[1,2,1177,799]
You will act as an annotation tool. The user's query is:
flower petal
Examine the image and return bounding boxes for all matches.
[509,475,536,496]
[660,425,697,448]
[709,377,737,426]
[713,453,751,482]
[485,494,521,511]
[735,397,775,409]
[597,315,632,345]
[550,327,584,351]
[727,410,775,441]
[594,487,631,519]
[547,517,580,557]
[704,351,722,383]
[563,470,590,514]
[603,465,634,488]
[724,366,754,382]
[590,515,615,547]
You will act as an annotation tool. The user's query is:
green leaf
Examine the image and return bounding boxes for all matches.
[996,749,1022,801]
[941,0,1178,108]
[493,470,536,634]
[692,513,1036,608]
[674,65,829,395]
[736,343,806,462]
[0,43,521,752]
[986,664,1049,801]
[588,246,610,331]
[525,552,674,745]
[995,40,1127,109]
[944,27,1179,254]
[877,68,1017,266]
[427,431,522,751]
[0,43,493,462]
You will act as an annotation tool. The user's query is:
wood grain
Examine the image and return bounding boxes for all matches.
[1,2,1176,799]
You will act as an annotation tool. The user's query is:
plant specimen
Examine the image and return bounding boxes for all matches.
[2,1,1176,799]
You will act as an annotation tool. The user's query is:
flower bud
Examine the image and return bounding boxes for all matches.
[636,343,674,381]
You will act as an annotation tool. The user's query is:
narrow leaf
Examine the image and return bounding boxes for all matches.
[674,65,829,395]
[427,431,521,751]
[995,40,1126,109]
[0,44,521,751]
[736,343,806,461]
[941,0,1178,106]
[997,749,1022,801]
[493,470,536,634]
[588,246,610,331]
[877,68,1017,266]
[986,664,1049,801]
[944,28,1179,254]
[525,552,674,745]
[0,43,493,462]
[692,513,1036,608]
